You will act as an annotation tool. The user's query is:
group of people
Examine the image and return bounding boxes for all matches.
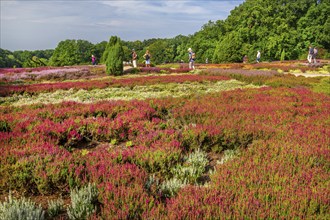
[91,46,318,66]
[131,48,196,69]
[131,49,151,68]
[243,51,261,63]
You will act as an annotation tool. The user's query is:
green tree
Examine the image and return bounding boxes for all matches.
[0,49,21,68]
[105,36,124,76]
[49,39,93,66]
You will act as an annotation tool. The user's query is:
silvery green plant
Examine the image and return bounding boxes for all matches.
[0,193,45,220]
[144,174,159,192]
[171,149,209,183]
[217,149,240,165]
[47,198,64,218]
[160,178,186,198]
[67,183,98,220]
[160,149,209,198]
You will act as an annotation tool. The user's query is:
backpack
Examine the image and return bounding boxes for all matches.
[191,52,196,59]
[309,47,314,55]
[314,48,318,55]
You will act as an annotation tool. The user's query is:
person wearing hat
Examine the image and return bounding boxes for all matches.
[188,48,195,70]
[132,49,138,68]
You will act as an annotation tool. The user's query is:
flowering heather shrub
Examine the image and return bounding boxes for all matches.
[0,84,329,219]
[140,67,164,73]
[170,68,192,73]
[1,80,254,106]
[252,61,325,73]
[202,68,326,89]
[0,66,55,74]
[199,61,326,73]
[202,68,278,76]
[139,67,191,74]
[0,66,104,83]
[0,74,230,97]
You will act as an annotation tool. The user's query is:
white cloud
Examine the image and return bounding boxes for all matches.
[100,0,207,15]
[1,0,244,51]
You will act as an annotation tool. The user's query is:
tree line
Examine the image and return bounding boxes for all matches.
[1,0,329,68]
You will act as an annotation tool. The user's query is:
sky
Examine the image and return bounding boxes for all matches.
[1,0,244,51]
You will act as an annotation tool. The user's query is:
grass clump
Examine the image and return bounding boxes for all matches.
[0,193,45,220]
[160,149,209,198]
[47,198,65,218]
[67,183,99,220]
[312,77,330,95]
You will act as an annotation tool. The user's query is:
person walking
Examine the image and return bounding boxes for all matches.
[256,50,261,63]
[143,50,151,67]
[188,48,195,70]
[132,49,138,68]
[307,45,314,64]
[243,55,248,63]
[91,55,96,65]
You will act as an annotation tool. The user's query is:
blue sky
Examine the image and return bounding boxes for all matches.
[1,0,244,51]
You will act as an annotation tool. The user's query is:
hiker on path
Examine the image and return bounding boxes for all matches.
[91,55,96,65]
[243,55,248,63]
[132,49,138,68]
[143,50,151,67]
[256,50,261,63]
[188,48,195,70]
[307,46,314,64]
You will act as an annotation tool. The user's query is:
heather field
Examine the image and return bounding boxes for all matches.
[0,61,329,219]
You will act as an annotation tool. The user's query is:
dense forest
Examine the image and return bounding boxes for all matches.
[1,0,329,68]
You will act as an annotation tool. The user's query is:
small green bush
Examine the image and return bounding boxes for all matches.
[171,149,209,183]
[312,77,330,95]
[217,149,240,165]
[160,149,209,198]
[0,193,45,220]
[67,183,98,220]
[160,178,186,198]
[0,120,11,132]
[47,198,65,218]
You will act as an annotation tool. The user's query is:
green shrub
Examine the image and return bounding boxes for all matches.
[0,120,11,132]
[104,36,124,76]
[171,149,209,183]
[0,193,45,220]
[160,178,186,198]
[217,149,240,165]
[312,77,330,95]
[160,149,209,198]
[47,198,65,218]
[67,183,98,220]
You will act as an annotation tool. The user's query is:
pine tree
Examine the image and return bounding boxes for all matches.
[105,36,124,76]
